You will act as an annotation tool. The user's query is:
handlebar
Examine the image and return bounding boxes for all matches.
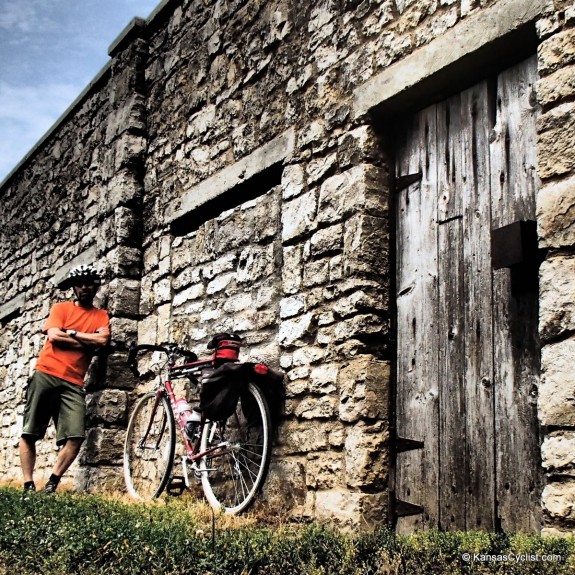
[127,342,198,377]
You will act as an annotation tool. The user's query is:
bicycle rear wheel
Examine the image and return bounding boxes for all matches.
[200,382,271,514]
[124,392,176,500]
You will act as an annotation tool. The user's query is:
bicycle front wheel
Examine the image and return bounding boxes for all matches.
[124,392,176,500]
[200,382,271,514]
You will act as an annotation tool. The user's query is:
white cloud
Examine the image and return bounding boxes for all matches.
[0,0,57,33]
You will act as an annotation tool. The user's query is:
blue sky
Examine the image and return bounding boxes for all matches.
[0,0,161,183]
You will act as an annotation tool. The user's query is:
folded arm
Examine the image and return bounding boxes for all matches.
[47,327,110,349]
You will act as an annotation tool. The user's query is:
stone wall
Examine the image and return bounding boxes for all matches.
[0,0,574,532]
[536,3,575,536]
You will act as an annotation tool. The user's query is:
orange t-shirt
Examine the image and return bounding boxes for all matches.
[36,302,110,386]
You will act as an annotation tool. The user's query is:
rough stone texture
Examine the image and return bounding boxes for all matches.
[539,337,575,427]
[0,0,572,533]
[539,256,575,342]
[542,480,575,526]
[542,431,575,475]
[537,174,575,248]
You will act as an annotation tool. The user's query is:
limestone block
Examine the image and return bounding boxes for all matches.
[537,65,575,108]
[281,190,318,242]
[282,245,303,295]
[337,126,382,168]
[202,253,237,280]
[236,244,275,283]
[540,338,575,426]
[306,452,343,489]
[153,277,172,305]
[223,292,253,313]
[105,94,146,144]
[157,303,171,345]
[114,206,142,247]
[173,283,206,307]
[75,465,124,494]
[113,134,146,170]
[310,224,344,256]
[538,102,575,180]
[539,256,575,341]
[104,171,142,213]
[170,237,193,273]
[281,164,306,200]
[109,316,138,345]
[343,213,388,276]
[106,246,141,278]
[260,459,307,513]
[206,272,235,295]
[542,480,575,523]
[86,390,128,425]
[344,421,389,488]
[538,28,575,75]
[105,353,140,390]
[542,431,575,474]
[108,279,141,317]
[334,314,387,343]
[279,312,315,347]
[83,427,125,465]
[318,164,388,225]
[294,395,337,419]
[538,174,575,248]
[314,489,388,531]
[292,346,326,367]
[333,290,387,319]
[312,364,339,394]
[339,357,389,422]
[280,295,305,319]
[276,419,335,455]
[303,258,330,288]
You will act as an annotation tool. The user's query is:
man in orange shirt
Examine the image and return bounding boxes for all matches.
[20,264,110,494]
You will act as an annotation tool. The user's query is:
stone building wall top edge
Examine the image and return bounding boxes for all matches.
[0,62,113,193]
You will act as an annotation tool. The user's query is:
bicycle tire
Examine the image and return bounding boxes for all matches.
[200,382,271,514]
[124,392,176,500]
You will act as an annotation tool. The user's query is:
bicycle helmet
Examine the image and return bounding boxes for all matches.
[60,264,102,289]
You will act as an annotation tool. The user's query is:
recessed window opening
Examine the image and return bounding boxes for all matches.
[170,162,283,236]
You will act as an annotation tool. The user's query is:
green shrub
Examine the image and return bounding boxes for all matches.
[1,487,574,575]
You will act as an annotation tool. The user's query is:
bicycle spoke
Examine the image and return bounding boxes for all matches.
[200,383,271,514]
[124,393,176,500]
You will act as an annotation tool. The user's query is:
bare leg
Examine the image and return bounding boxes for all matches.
[19,436,37,483]
[52,438,84,477]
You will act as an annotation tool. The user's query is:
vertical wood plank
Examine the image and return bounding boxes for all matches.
[395,105,439,533]
[490,55,542,533]
[436,95,467,530]
[460,81,496,530]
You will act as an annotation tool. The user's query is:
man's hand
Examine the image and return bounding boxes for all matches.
[47,327,110,349]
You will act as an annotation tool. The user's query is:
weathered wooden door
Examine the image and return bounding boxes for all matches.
[394,56,542,533]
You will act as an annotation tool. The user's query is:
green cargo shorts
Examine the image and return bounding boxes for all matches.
[22,370,86,446]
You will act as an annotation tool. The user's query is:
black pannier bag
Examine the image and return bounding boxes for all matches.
[199,362,247,421]
[199,361,285,423]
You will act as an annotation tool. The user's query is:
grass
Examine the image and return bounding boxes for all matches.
[1,485,574,574]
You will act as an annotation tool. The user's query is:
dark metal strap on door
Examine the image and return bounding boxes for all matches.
[395,171,423,192]
[390,491,425,518]
[396,436,424,453]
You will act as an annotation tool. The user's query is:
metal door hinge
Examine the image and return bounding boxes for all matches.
[390,492,425,517]
[395,172,423,192]
[396,437,424,453]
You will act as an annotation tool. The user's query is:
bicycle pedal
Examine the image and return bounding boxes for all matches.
[166,475,187,496]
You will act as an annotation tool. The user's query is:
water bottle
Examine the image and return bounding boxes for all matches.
[174,398,201,439]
